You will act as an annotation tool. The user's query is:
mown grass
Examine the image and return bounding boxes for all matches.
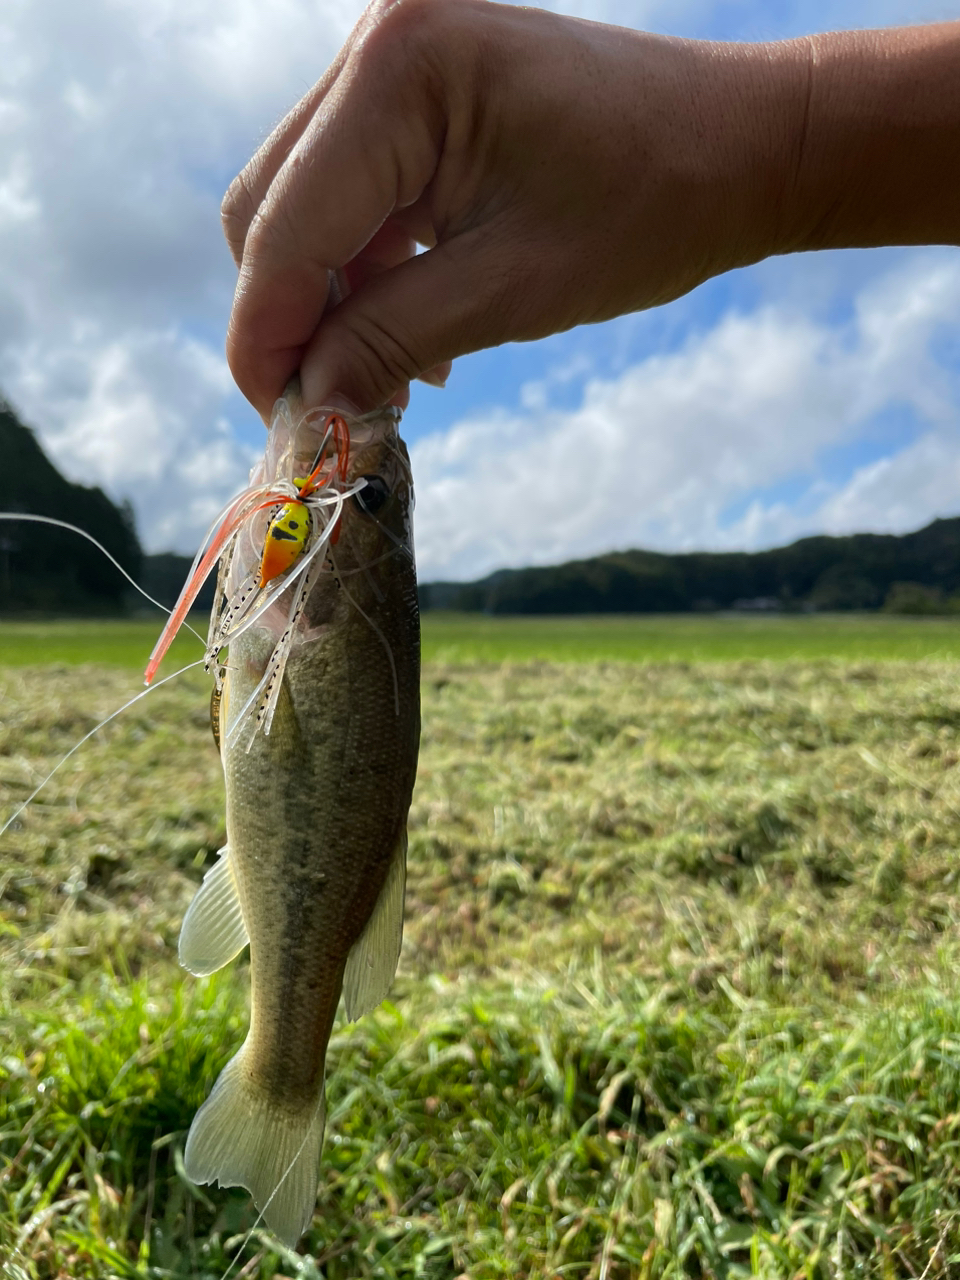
[3,635,960,1276]
[0,620,202,675]
[421,612,960,664]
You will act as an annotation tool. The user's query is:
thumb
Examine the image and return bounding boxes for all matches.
[299,232,527,413]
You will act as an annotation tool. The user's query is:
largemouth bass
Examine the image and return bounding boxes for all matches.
[162,385,420,1245]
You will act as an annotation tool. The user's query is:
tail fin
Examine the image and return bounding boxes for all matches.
[183,1045,326,1247]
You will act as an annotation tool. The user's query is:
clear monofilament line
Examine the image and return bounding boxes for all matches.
[0,514,207,645]
[328,545,401,717]
[0,659,207,839]
[214,1086,327,1280]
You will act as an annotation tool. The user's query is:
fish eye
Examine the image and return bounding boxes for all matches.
[353,475,389,516]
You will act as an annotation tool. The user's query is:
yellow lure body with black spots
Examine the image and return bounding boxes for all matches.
[259,500,310,587]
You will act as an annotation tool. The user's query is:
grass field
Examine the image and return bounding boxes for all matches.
[2,609,960,668]
[3,616,960,1277]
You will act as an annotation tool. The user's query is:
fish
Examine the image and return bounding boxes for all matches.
[157,383,420,1245]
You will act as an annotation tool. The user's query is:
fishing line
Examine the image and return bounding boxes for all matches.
[328,547,401,717]
[0,658,207,839]
[334,543,405,578]
[0,513,207,645]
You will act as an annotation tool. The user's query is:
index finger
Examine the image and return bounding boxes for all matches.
[220,0,390,268]
[226,22,444,417]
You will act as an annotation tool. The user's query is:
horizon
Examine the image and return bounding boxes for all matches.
[2,0,958,580]
[130,506,956,588]
[416,512,960,586]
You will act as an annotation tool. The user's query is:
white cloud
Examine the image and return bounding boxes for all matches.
[411,253,960,580]
[3,328,256,550]
[728,431,960,552]
[0,0,358,551]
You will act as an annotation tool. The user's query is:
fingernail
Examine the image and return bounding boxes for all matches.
[300,360,362,416]
[320,392,364,416]
[418,365,449,389]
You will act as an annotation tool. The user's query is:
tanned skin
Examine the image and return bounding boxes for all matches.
[218,0,960,418]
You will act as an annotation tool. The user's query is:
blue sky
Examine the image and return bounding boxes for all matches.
[1,0,958,579]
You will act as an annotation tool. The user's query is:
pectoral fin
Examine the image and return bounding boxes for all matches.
[178,846,249,976]
[343,833,407,1021]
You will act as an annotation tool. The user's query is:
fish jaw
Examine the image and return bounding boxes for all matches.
[181,386,420,1245]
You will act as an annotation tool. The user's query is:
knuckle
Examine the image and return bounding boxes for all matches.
[224,318,255,391]
[221,170,260,262]
[243,195,300,266]
[364,0,435,42]
[356,0,464,76]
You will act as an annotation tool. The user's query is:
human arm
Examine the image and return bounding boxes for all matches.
[780,23,960,254]
[220,0,960,418]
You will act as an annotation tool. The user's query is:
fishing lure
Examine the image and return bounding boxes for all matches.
[143,408,374,745]
[257,411,351,587]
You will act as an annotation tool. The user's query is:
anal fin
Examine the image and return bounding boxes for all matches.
[343,833,407,1021]
[179,846,249,976]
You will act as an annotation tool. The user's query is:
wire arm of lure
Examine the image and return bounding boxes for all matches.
[143,483,297,685]
[0,513,204,640]
[295,414,351,498]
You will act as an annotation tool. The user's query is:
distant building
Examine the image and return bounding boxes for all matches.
[732,597,781,612]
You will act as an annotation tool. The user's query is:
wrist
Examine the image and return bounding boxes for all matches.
[773,23,960,253]
[686,37,816,271]
[617,34,816,293]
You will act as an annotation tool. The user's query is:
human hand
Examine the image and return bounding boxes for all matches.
[221,0,960,418]
[221,0,812,416]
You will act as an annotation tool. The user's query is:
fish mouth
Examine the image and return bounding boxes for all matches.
[293,403,403,463]
[143,388,415,739]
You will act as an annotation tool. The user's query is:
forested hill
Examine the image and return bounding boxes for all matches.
[420,518,960,615]
[0,399,142,612]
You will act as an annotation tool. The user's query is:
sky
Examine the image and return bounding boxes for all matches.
[1,0,958,581]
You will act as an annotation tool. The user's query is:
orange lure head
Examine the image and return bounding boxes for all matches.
[257,414,352,587]
[258,500,310,588]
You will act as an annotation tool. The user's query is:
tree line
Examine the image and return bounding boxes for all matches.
[2,396,957,617]
[0,400,142,612]
[420,521,960,615]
